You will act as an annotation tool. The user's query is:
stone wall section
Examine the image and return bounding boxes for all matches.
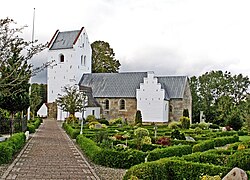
[169,82,192,122]
[96,98,137,124]
[47,102,57,118]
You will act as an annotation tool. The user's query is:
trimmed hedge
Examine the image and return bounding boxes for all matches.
[0,133,26,164]
[27,117,42,133]
[147,145,192,161]
[62,123,80,139]
[227,150,250,171]
[123,158,230,180]
[192,136,239,152]
[181,151,228,166]
[76,135,146,168]
[192,140,214,152]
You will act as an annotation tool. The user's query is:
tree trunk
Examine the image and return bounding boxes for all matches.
[10,113,14,136]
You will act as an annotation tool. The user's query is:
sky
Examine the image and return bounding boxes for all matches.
[1,0,250,84]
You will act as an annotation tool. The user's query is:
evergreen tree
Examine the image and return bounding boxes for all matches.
[91,41,121,73]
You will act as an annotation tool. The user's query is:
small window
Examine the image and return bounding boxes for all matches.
[60,54,64,63]
[84,55,86,66]
[81,55,83,65]
[119,99,126,110]
[92,110,95,115]
[104,99,109,110]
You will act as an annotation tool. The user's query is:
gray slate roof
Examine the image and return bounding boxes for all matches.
[79,72,187,99]
[50,30,80,50]
[79,72,147,98]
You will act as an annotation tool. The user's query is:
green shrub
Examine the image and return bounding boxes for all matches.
[198,122,209,130]
[109,117,123,125]
[182,151,228,166]
[227,150,250,171]
[27,117,42,133]
[135,110,142,125]
[62,123,80,139]
[27,124,35,133]
[86,115,96,122]
[168,121,181,129]
[180,116,190,129]
[147,145,192,161]
[172,139,198,146]
[213,136,239,147]
[98,119,109,126]
[226,112,243,131]
[209,124,220,129]
[194,127,203,134]
[0,133,26,164]
[76,135,146,168]
[123,158,230,180]
[171,129,185,140]
[192,140,215,152]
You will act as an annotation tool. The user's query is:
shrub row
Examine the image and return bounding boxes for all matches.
[27,117,42,133]
[76,135,145,169]
[147,145,192,161]
[62,123,80,139]
[123,158,230,180]
[181,151,228,166]
[0,133,26,164]
[192,136,239,152]
[227,149,250,171]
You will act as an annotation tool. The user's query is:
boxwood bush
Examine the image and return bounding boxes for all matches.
[76,135,146,168]
[0,133,26,164]
[123,158,230,180]
[27,117,42,133]
[62,123,80,139]
[147,145,192,161]
[192,140,215,152]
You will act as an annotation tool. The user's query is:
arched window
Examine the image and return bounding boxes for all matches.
[60,54,64,63]
[119,99,126,110]
[104,99,109,110]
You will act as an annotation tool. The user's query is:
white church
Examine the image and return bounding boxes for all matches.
[46,28,192,123]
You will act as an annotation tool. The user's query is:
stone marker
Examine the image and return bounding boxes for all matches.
[222,167,248,180]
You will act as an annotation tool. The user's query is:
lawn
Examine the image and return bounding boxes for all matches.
[239,135,250,142]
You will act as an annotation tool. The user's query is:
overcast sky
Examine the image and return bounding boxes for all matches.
[1,0,250,83]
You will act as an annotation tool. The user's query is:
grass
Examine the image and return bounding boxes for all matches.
[239,135,250,142]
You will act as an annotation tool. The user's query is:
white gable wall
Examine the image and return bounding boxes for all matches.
[136,72,169,123]
[37,103,48,117]
[47,29,92,120]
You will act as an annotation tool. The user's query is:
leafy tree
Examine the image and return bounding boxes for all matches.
[190,70,250,125]
[56,86,86,117]
[189,76,202,123]
[0,18,46,134]
[226,110,243,131]
[91,41,121,73]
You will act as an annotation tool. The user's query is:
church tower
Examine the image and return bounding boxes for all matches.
[47,27,92,120]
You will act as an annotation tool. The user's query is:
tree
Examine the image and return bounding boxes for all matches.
[56,86,86,117]
[91,41,121,73]
[135,110,142,125]
[190,70,250,125]
[30,84,42,119]
[0,18,46,134]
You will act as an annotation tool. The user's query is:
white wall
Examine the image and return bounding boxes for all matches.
[136,72,169,123]
[47,29,92,120]
[37,103,48,117]
[85,107,101,119]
